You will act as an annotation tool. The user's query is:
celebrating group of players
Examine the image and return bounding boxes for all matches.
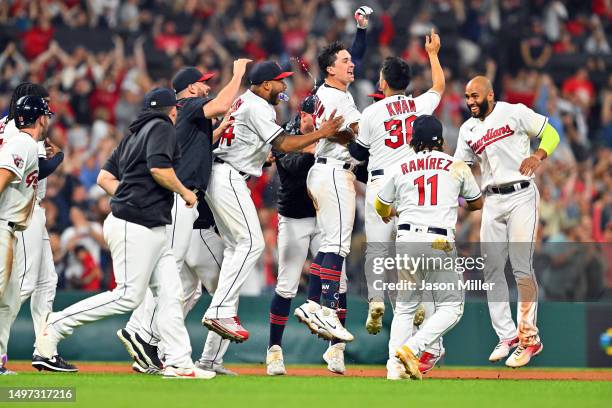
[0,6,560,379]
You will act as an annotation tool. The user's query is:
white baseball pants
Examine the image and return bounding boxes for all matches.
[275,215,347,298]
[126,194,198,340]
[0,223,18,361]
[306,161,356,258]
[46,214,193,368]
[203,162,265,319]
[7,205,59,356]
[388,229,463,358]
[364,177,397,302]
[481,183,540,346]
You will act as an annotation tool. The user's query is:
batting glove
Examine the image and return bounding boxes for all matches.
[354,6,373,29]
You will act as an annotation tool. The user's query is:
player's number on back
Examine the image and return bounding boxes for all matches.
[384,115,417,149]
[414,174,438,206]
[220,116,236,147]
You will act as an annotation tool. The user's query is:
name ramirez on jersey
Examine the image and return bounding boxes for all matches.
[214,90,283,177]
[454,101,548,189]
[356,92,441,173]
[378,150,481,230]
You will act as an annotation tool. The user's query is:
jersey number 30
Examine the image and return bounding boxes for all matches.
[414,174,438,206]
[384,116,416,149]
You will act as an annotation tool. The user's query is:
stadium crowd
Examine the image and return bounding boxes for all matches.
[0,0,610,299]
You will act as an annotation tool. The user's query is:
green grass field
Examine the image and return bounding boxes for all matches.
[2,370,611,408]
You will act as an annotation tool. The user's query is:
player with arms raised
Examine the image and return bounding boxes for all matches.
[350,29,444,335]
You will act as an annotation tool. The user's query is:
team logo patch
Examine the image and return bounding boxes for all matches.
[12,154,24,169]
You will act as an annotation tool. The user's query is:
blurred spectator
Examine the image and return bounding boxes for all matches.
[520,18,552,70]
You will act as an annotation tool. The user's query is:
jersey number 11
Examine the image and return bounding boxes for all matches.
[414,174,438,206]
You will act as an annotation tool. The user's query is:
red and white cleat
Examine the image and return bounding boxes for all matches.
[489,336,519,362]
[418,351,443,374]
[162,365,216,379]
[505,342,543,368]
[202,317,249,343]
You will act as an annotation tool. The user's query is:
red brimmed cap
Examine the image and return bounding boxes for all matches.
[172,67,215,93]
[368,91,385,101]
[249,61,293,85]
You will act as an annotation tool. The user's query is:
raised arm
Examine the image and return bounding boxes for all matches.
[203,59,252,119]
[424,28,445,96]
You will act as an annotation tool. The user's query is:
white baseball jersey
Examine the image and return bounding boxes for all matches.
[377,150,481,230]
[356,92,441,172]
[454,101,548,189]
[214,90,284,177]
[1,118,49,203]
[314,84,361,162]
[0,130,39,229]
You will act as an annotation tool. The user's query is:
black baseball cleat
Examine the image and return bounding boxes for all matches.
[133,333,163,369]
[116,328,163,370]
[32,354,78,372]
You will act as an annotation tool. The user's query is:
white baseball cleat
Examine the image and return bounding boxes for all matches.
[323,343,346,375]
[294,300,332,340]
[162,365,216,379]
[386,357,411,380]
[365,301,385,335]
[505,342,543,368]
[266,345,286,376]
[195,361,238,376]
[36,313,62,360]
[489,337,519,362]
[312,306,354,342]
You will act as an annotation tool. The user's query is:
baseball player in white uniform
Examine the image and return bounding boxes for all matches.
[0,83,73,372]
[293,40,363,351]
[0,95,51,375]
[350,29,444,338]
[376,115,483,380]
[37,88,215,379]
[124,200,235,376]
[202,60,344,343]
[454,76,560,368]
[119,61,250,368]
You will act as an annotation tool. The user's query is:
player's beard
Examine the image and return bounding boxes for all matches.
[469,98,489,119]
[269,89,281,105]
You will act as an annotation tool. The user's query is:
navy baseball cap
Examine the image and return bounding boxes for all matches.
[300,95,318,114]
[143,88,177,108]
[249,61,293,85]
[411,115,443,145]
[172,67,215,94]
